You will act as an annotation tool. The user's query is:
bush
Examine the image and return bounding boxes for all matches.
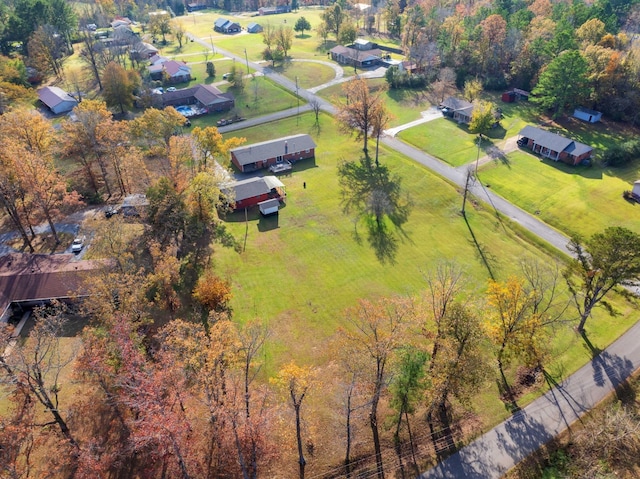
[602,139,640,167]
[206,61,215,78]
[384,67,428,89]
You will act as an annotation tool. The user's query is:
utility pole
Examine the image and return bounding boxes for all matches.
[244,48,250,75]
[475,134,481,176]
[209,35,215,56]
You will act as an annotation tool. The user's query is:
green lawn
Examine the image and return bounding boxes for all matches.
[479,149,640,238]
[188,75,300,129]
[318,78,434,127]
[214,111,639,440]
[270,60,336,89]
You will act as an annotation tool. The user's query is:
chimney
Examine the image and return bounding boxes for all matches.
[284,141,288,154]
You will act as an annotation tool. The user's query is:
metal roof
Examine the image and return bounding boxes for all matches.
[37,86,77,109]
[520,126,571,152]
[231,134,316,166]
[441,96,474,112]
[225,176,284,202]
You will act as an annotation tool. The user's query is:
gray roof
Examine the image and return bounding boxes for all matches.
[441,96,473,113]
[226,176,284,202]
[231,134,316,166]
[519,125,592,157]
[214,18,229,28]
[37,86,77,109]
[161,84,233,106]
[574,107,601,116]
[247,22,262,31]
[330,45,383,61]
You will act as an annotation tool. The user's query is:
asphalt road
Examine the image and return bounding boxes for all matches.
[188,33,639,478]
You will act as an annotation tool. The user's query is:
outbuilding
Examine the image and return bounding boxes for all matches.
[632,180,640,200]
[247,22,263,33]
[573,107,602,123]
[224,176,286,210]
[37,86,78,115]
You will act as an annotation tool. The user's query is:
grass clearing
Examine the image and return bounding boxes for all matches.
[271,60,336,89]
[479,149,640,238]
[214,112,639,464]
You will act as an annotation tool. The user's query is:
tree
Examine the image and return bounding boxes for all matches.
[531,49,589,118]
[564,227,640,333]
[191,125,245,170]
[275,25,293,59]
[128,107,186,154]
[463,78,483,102]
[147,240,182,314]
[173,21,186,48]
[206,61,216,78]
[0,303,79,461]
[309,97,322,125]
[315,23,329,46]
[102,62,139,114]
[271,362,315,479]
[149,12,172,44]
[468,100,496,140]
[336,77,387,155]
[27,24,66,79]
[193,270,233,313]
[322,4,346,40]
[340,296,414,479]
[338,21,357,46]
[294,17,311,37]
[79,28,103,90]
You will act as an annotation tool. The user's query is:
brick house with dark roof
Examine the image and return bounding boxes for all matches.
[440,96,474,124]
[518,126,593,165]
[230,134,316,173]
[148,59,192,83]
[161,84,235,112]
[0,254,97,322]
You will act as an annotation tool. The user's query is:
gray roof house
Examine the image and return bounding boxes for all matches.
[38,86,78,115]
[330,45,382,68]
[518,125,593,165]
[247,22,263,33]
[230,134,316,173]
[441,97,474,124]
[214,18,241,33]
[160,84,234,112]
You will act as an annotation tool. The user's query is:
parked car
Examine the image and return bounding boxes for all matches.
[167,87,177,92]
[222,73,231,80]
[71,236,85,253]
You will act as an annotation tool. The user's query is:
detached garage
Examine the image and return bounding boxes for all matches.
[38,86,78,115]
[224,176,286,210]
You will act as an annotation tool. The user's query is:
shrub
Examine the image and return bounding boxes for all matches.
[602,139,640,167]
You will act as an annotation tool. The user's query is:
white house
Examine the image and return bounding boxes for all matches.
[37,86,78,115]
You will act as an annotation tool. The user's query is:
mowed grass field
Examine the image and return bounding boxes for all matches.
[479,149,640,239]
[213,112,639,457]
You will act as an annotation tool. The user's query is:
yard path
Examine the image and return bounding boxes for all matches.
[454,135,521,173]
[186,31,640,479]
[384,106,443,137]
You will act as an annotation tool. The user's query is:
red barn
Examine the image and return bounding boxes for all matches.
[224,176,286,210]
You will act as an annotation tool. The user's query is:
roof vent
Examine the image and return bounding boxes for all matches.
[284,141,288,154]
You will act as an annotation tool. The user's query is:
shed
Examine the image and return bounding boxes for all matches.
[258,198,280,215]
[573,107,602,123]
[37,86,78,115]
[224,176,286,210]
[632,180,640,199]
[247,22,263,33]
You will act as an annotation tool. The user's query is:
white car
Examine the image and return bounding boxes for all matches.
[166,86,177,92]
[71,237,84,254]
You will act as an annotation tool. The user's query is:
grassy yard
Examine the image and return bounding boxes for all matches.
[213,112,638,442]
[479,149,640,238]
[270,60,336,89]
[187,76,300,128]
[318,78,434,127]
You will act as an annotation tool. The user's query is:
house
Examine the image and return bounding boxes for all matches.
[121,194,149,216]
[186,2,207,12]
[37,86,78,115]
[247,22,263,33]
[573,107,602,123]
[259,5,291,15]
[111,16,132,28]
[161,84,235,112]
[130,42,159,60]
[0,254,97,323]
[329,45,382,68]
[230,134,316,173]
[440,97,474,124]
[113,25,138,44]
[223,176,286,210]
[148,59,192,83]
[501,88,530,103]
[214,18,241,34]
[518,125,593,165]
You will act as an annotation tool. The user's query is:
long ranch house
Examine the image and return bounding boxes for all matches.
[230,134,316,173]
[518,126,593,165]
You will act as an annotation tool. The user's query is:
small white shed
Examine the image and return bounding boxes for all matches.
[258,198,279,216]
[573,107,602,123]
[632,180,640,198]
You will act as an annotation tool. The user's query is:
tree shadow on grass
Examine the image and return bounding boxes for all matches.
[365,218,398,265]
[462,214,496,280]
[539,157,603,179]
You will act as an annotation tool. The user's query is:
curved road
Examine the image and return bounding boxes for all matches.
[187,32,638,479]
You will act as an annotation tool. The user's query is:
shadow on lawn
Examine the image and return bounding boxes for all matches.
[540,158,603,180]
[462,214,496,280]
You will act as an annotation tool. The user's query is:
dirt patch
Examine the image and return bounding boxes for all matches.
[7,231,75,254]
